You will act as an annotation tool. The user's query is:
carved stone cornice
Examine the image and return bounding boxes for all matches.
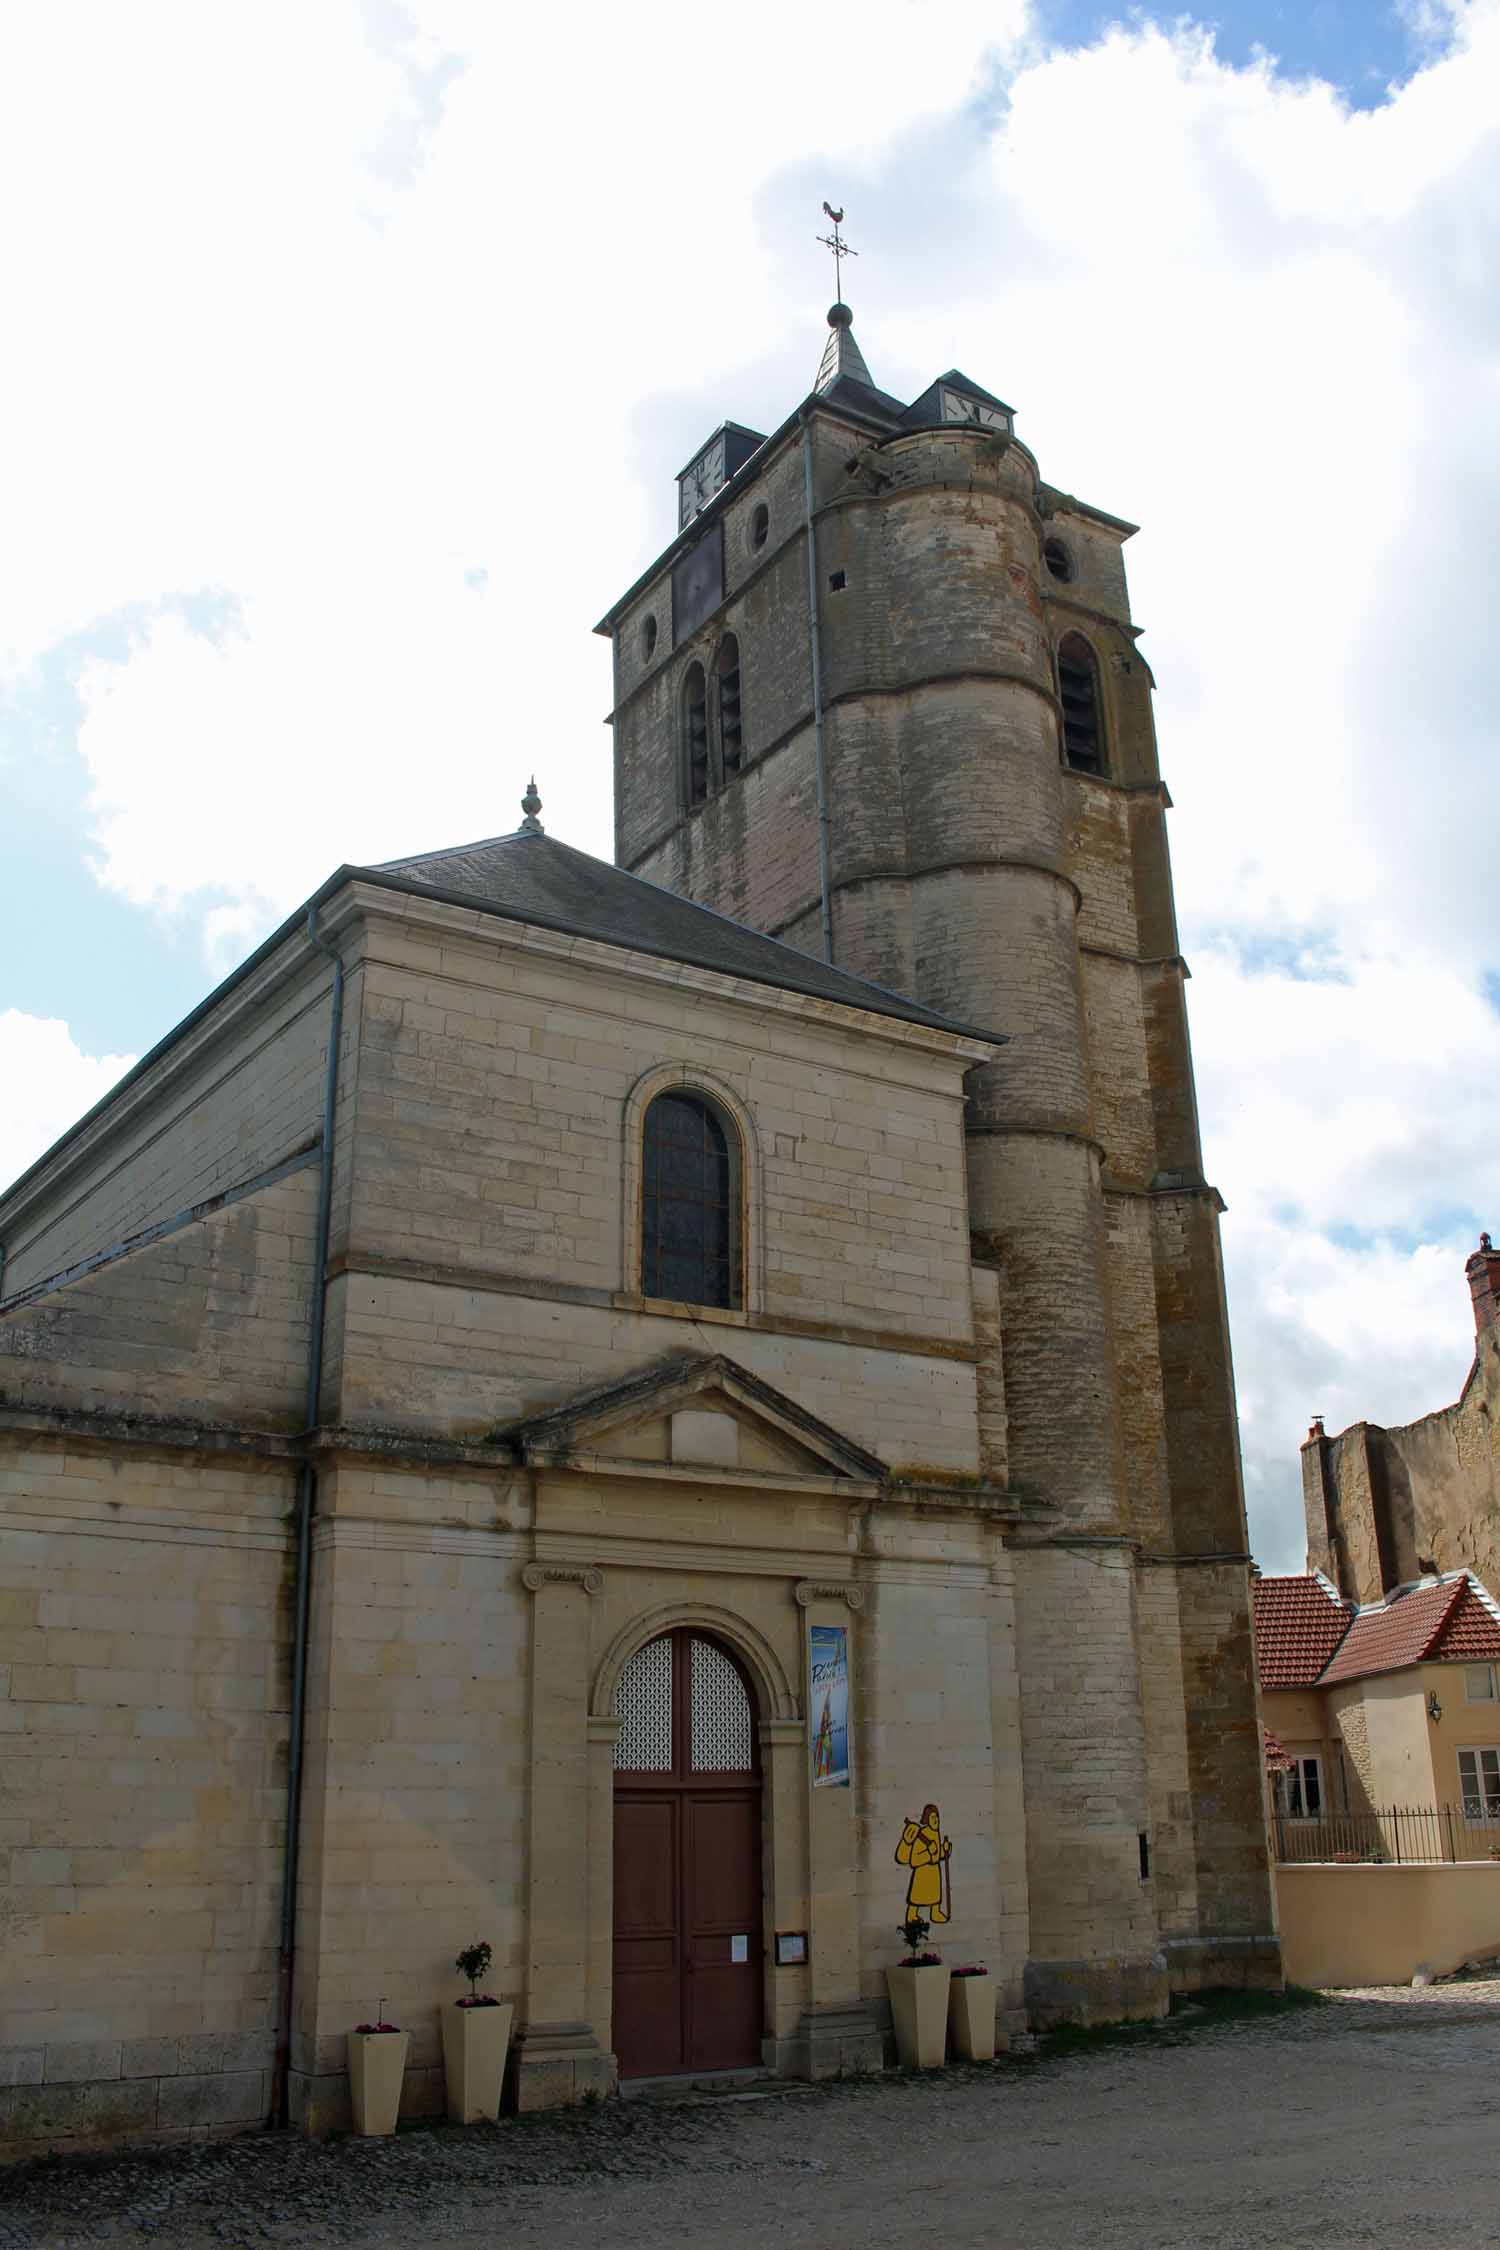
[793,1579,865,1612]
[521,1562,603,1595]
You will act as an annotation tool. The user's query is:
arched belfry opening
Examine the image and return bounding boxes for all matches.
[1057,632,1106,775]
[611,1627,764,2077]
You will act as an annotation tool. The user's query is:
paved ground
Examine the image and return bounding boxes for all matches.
[5,1987,1500,2249]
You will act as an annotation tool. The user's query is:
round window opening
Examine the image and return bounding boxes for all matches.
[1042,537,1074,584]
[642,614,659,660]
[751,503,769,552]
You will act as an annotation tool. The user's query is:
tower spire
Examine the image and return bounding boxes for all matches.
[814,203,874,392]
[815,301,874,392]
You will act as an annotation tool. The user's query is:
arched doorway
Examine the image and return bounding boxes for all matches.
[612,1628,764,2077]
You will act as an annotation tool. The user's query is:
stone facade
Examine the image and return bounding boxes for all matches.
[0,314,1279,2158]
[604,322,1276,2018]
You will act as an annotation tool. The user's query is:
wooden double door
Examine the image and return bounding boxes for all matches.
[612,1629,764,2078]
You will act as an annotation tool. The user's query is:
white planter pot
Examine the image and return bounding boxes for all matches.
[442,2000,514,2123]
[886,1963,951,2070]
[947,1974,995,2062]
[347,2029,409,2136]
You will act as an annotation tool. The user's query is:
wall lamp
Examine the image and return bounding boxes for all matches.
[1427,1692,1444,1723]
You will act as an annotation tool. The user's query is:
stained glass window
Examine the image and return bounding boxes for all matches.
[641,1092,736,1309]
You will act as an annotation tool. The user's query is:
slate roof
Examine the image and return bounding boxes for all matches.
[1252,1574,1352,1690]
[366,827,1000,1044]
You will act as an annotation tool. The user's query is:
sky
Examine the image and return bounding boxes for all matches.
[2,0,1497,1572]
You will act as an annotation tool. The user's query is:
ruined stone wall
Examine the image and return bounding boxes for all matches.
[1306,1335,1500,1603]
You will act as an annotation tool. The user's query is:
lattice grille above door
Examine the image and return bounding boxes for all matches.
[614,1634,673,1770]
[691,1636,753,1771]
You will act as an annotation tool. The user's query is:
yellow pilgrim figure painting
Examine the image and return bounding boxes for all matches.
[895,1802,952,1924]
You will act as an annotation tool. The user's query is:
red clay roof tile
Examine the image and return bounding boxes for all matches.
[1430,1582,1500,1665]
[1319,1579,1459,1685]
[1252,1575,1351,1690]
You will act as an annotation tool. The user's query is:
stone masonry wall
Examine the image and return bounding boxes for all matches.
[0,1441,293,2154]
[0,1168,317,1430]
[287,1463,532,2133]
[0,945,337,1301]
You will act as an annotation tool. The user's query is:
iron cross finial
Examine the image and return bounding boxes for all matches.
[817,202,857,303]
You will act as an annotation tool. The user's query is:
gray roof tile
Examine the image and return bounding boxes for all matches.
[366,829,999,1043]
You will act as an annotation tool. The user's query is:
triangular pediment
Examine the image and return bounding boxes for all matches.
[497,1352,886,1484]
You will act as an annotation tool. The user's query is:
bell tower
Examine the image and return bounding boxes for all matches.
[596,295,1278,2020]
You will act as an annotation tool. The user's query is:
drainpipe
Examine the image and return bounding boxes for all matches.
[270,905,345,2128]
[800,414,835,964]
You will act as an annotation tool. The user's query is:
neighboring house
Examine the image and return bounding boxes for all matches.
[1253,1568,1500,1843]
[1303,1238,1500,1604]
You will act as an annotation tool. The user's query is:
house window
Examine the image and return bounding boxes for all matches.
[1458,1747,1500,1822]
[683,663,708,807]
[1466,1664,1497,1703]
[1057,632,1105,775]
[1274,1756,1323,1820]
[717,634,743,778]
[641,1090,737,1310]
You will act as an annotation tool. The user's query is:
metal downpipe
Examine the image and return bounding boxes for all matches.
[270,906,344,2128]
[801,416,835,964]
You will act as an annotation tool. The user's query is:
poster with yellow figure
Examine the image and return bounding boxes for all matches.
[895,1802,951,1924]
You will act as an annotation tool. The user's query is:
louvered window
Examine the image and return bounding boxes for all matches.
[717,634,743,779]
[684,663,709,806]
[641,1091,736,1309]
[1057,632,1105,775]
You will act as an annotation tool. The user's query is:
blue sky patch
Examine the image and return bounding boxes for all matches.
[1035,0,1430,108]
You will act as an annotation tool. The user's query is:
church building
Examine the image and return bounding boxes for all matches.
[0,295,1278,2153]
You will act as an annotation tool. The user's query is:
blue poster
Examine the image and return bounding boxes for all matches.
[810,1624,850,1789]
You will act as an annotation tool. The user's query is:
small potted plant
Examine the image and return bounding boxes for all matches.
[441,1940,513,2124]
[886,1914,951,2069]
[348,2002,408,2136]
[947,1963,995,2061]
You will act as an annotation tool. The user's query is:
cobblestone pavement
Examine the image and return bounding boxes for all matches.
[5,1988,1500,2250]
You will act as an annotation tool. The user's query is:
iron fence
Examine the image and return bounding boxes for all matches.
[1272,1803,1500,1865]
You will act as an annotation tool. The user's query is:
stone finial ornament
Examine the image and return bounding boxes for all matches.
[520,778,543,834]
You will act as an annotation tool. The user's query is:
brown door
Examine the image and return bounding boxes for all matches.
[612,1630,763,2077]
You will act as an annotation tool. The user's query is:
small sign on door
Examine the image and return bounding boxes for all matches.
[730,1934,749,1964]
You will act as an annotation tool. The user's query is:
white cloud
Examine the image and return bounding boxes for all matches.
[0,1013,135,1205]
[1189,942,1499,1565]
[4,0,1499,1568]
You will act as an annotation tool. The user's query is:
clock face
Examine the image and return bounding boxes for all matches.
[678,437,728,528]
[940,387,1010,433]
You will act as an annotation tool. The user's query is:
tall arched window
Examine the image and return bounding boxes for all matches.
[683,663,709,806]
[717,634,743,779]
[641,1090,737,1308]
[1057,633,1105,775]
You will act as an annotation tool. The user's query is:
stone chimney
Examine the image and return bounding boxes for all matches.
[1467,1233,1500,1336]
